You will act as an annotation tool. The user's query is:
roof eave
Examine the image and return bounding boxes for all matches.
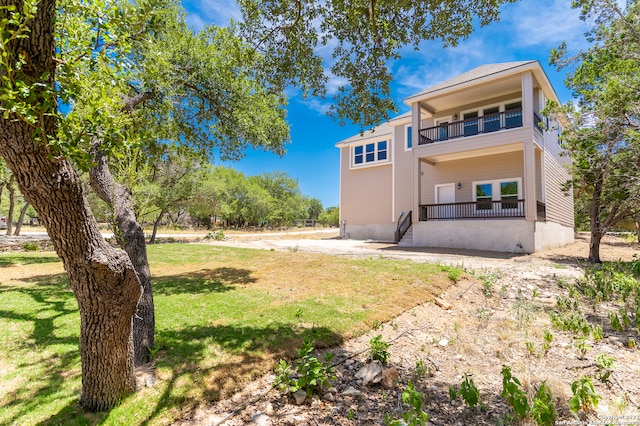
[402,60,541,107]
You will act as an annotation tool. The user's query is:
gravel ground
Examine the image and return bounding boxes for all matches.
[180,232,640,426]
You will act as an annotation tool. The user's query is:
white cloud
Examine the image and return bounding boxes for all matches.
[501,0,589,48]
[300,98,332,115]
[185,13,207,31]
[392,37,502,98]
[324,70,348,96]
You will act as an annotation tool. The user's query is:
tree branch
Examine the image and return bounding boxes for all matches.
[122,91,154,113]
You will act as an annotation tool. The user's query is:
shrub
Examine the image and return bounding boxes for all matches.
[22,242,39,251]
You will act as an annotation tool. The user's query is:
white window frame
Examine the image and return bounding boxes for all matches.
[405,124,413,151]
[472,177,523,213]
[350,139,391,169]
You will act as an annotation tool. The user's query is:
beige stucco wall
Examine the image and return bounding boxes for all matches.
[339,146,393,226]
[534,220,574,250]
[420,151,525,204]
[412,220,535,252]
[343,223,396,241]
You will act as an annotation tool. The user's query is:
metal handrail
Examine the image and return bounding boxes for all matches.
[394,210,412,242]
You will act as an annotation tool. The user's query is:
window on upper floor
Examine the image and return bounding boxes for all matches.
[483,107,500,132]
[353,140,389,167]
[505,101,523,128]
[557,123,563,144]
[406,125,413,149]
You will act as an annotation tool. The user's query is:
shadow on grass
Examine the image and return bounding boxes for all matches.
[0,253,61,267]
[0,273,89,425]
[135,322,342,425]
[2,267,343,425]
[154,267,256,295]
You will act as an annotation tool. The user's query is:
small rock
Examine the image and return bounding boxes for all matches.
[292,389,307,405]
[250,411,270,426]
[355,361,383,386]
[311,395,321,407]
[265,403,275,415]
[326,387,338,394]
[324,393,335,402]
[381,367,399,388]
[342,386,362,397]
[286,415,307,425]
[438,338,449,347]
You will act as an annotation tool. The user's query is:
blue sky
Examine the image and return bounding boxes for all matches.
[181,0,592,208]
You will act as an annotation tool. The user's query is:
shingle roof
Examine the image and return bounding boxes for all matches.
[407,60,538,100]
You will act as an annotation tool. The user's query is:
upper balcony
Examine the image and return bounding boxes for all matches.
[418,108,544,146]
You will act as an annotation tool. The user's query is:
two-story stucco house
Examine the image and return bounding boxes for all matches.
[336,60,574,253]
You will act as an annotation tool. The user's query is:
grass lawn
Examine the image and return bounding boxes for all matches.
[0,244,457,425]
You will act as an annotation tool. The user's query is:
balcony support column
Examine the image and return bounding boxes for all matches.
[413,157,422,222]
[523,141,537,222]
[411,101,423,224]
[522,71,534,128]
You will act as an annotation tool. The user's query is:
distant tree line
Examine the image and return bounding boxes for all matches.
[3,155,340,236]
[83,162,339,233]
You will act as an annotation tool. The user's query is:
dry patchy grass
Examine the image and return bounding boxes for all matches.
[0,244,456,425]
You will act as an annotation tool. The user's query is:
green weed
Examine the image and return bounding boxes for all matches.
[384,381,429,426]
[370,334,391,364]
[569,376,600,415]
[274,337,335,397]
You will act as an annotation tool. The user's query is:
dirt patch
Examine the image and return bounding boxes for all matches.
[181,233,640,425]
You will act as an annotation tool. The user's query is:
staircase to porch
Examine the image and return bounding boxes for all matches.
[397,224,413,247]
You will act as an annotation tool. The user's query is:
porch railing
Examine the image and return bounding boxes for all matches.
[420,200,525,220]
[418,108,524,145]
[533,112,544,134]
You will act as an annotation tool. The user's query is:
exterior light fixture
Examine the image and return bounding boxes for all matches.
[457,182,462,189]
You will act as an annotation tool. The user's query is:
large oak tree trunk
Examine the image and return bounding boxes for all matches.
[90,143,155,366]
[0,0,141,411]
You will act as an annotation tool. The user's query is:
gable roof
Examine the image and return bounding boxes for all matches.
[335,122,394,146]
[404,60,540,104]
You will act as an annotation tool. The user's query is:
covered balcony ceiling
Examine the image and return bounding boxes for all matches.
[418,75,530,113]
[419,142,524,164]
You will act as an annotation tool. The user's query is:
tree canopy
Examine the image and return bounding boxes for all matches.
[239,0,518,128]
[549,0,640,262]
[1,0,518,411]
